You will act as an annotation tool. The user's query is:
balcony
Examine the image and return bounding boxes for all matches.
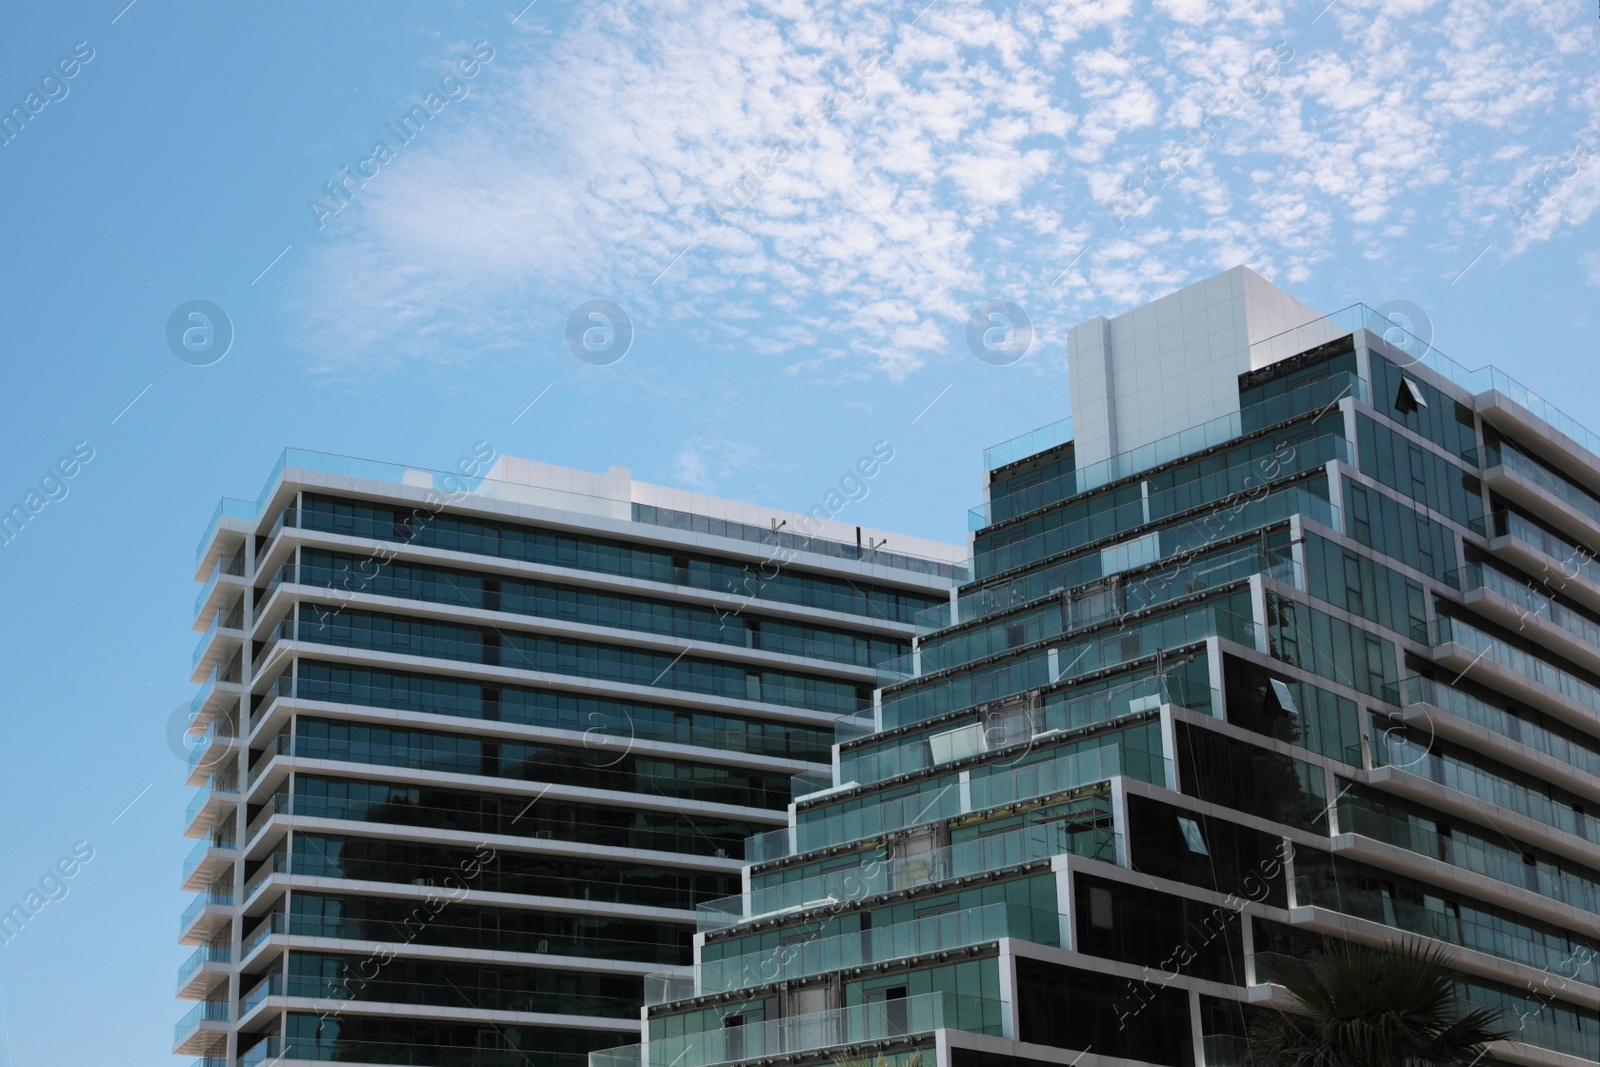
[190,599,245,682]
[1483,509,1600,616]
[178,885,234,944]
[598,990,1002,1067]
[256,616,298,675]
[701,812,1115,931]
[182,774,239,838]
[1430,614,1600,732]
[1389,676,1600,802]
[241,972,284,1020]
[748,743,1138,864]
[252,505,302,577]
[1454,561,1600,678]
[246,672,294,736]
[1482,441,1600,549]
[181,835,238,892]
[185,716,240,787]
[246,1035,597,1067]
[243,851,288,904]
[172,999,229,1055]
[193,552,245,629]
[972,372,1364,529]
[175,942,231,999]
[659,902,1057,1001]
[190,657,244,733]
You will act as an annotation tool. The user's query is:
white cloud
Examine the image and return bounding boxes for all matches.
[287,0,1600,377]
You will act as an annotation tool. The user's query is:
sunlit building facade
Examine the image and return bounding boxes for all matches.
[610,267,1600,1067]
[175,451,964,1067]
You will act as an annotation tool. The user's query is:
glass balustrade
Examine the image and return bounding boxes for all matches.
[178,886,233,934]
[1337,800,1600,917]
[1433,615,1600,719]
[173,999,229,1043]
[973,374,1362,528]
[1457,561,1600,652]
[958,487,1334,622]
[669,903,1051,998]
[1394,675,1600,782]
[877,600,1258,737]
[701,816,1114,930]
[984,417,1073,471]
[748,744,1130,863]
[176,943,231,987]
[1489,510,1600,589]
[616,990,1002,1067]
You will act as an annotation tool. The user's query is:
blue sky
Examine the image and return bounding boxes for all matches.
[0,0,1597,1062]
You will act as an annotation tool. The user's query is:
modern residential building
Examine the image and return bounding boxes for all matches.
[609,266,1600,1067]
[176,450,966,1066]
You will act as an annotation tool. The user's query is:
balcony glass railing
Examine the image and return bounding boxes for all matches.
[841,674,1209,789]
[984,417,1072,471]
[1432,614,1600,719]
[748,742,1134,863]
[957,487,1334,624]
[181,836,237,882]
[182,775,238,828]
[178,886,233,934]
[190,601,244,672]
[245,790,760,860]
[172,999,229,1043]
[243,852,287,901]
[1337,801,1600,917]
[1457,561,1600,652]
[1374,724,1600,843]
[195,497,253,563]
[606,990,1002,1067]
[242,973,282,1017]
[1488,440,1600,526]
[176,943,231,987]
[1394,675,1600,783]
[974,373,1363,528]
[885,541,1274,686]
[1488,510,1600,589]
[676,902,1053,998]
[185,716,238,775]
[275,972,640,1017]
[1295,867,1600,986]
[243,908,687,965]
[871,600,1259,738]
[193,552,245,617]
[701,815,1114,930]
[971,436,1346,579]
[244,1034,590,1067]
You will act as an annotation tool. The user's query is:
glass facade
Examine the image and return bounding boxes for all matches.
[179,461,957,1066]
[604,292,1600,1067]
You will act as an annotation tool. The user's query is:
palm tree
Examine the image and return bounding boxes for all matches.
[1250,939,1510,1067]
